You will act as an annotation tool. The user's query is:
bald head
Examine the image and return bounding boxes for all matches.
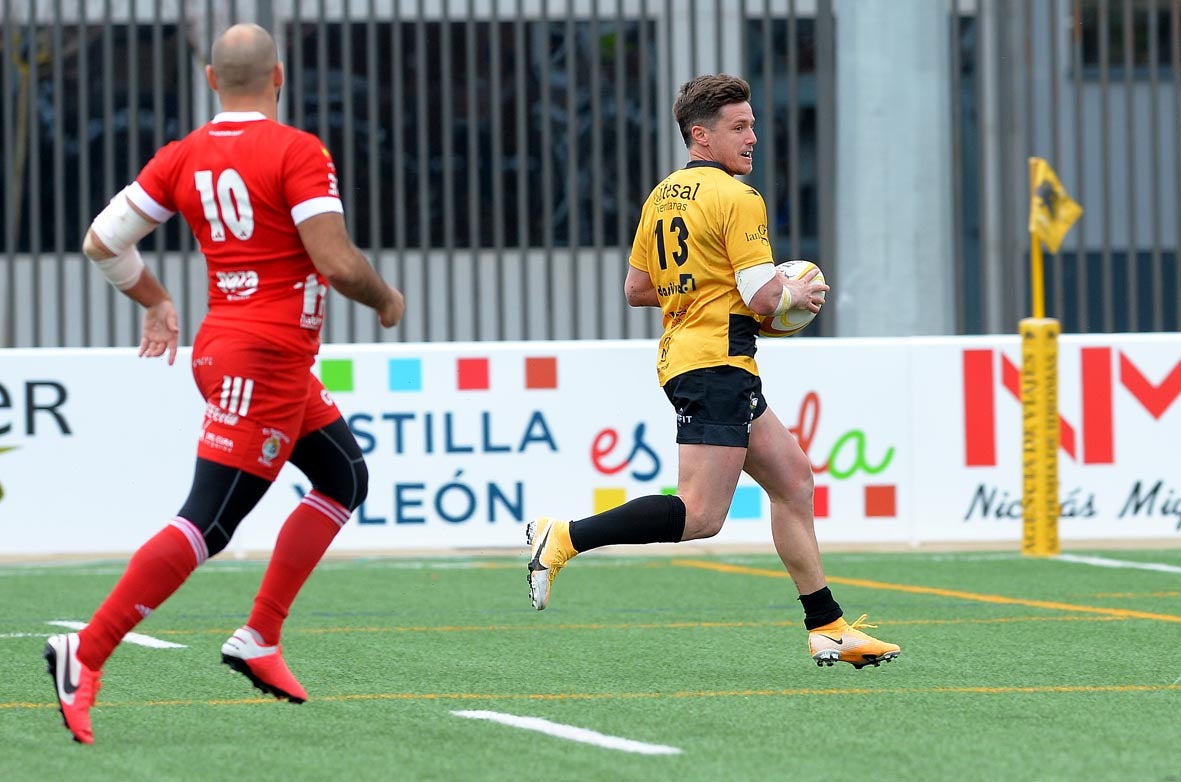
[210,23,278,96]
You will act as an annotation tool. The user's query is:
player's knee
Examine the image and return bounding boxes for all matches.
[682,512,726,540]
[316,457,368,512]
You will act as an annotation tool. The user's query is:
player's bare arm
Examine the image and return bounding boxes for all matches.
[83,196,180,364]
[624,265,659,308]
[297,211,405,327]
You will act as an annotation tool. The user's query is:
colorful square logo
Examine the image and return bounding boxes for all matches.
[388,359,423,392]
[320,359,354,392]
[457,358,490,390]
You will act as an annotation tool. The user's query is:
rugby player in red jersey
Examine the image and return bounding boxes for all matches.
[43,23,404,744]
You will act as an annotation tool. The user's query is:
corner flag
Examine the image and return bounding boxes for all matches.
[1028,157,1083,253]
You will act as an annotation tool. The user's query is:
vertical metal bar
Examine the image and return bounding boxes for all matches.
[564,10,579,337]
[514,0,528,337]
[391,0,406,343]
[1072,0,1088,331]
[1124,0,1138,330]
[151,0,165,341]
[613,0,627,259]
[1049,0,1066,325]
[258,0,273,33]
[440,0,455,342]
[1147,0,1163,331]
[129,0,139,181]
[413,0,429,340]
[688,0,697,77]
[489,1,506,339]
[759,0,774,254]
[539,1,553,339]
[590,0,604,339]
[206,0,216,119]
[79,0,93,344]
[341,0,356,343]
[1099,0,1113,331]
[613,0,629,338]
[293,0,305,129]
[124,6,140,340]
[949,0,965,334]
[2,0,16,345]
[364,0,379,344]
[177,2,194,342]
[341,0,355,241]
[787,0,800,261]
[815,0,835,333]
[465,4,481,338]
[1022,0,1034,223]
[638,0,657,338]
[664,0,674,175]
[316,0,328,143]
[52,1,66,345]
[28,6,42,346]
[1172,0,1181,330]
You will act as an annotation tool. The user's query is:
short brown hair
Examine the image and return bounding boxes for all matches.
[673,74,752,147]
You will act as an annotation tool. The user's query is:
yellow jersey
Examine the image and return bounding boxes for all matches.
[629,161,773,385]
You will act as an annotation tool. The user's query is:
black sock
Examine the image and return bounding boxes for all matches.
[567,494,686,553]
[799,586,843,630]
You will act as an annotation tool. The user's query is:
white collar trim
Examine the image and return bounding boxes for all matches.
[212,111,268,123]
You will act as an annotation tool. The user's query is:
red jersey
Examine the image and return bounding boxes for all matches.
[128,111,342,355]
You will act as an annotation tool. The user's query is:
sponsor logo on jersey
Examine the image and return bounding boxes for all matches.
[203,403,240,427]
[258,427,291,468]
[200,429,235,453]
[216,270,260,300]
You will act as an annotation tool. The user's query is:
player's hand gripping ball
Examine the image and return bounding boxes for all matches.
[757,260,825,338]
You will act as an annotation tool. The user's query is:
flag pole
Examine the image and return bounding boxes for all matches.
[1028,157,1046,320]
[1030,237,1045,319]
[1021,156,1058,557]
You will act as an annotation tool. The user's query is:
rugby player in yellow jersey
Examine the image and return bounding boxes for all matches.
[527,74,900,669]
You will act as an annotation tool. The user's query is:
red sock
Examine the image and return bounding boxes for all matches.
[77,518,208,670]
[246,491,348,646]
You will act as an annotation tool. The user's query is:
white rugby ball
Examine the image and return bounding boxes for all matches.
[757,260,825,338]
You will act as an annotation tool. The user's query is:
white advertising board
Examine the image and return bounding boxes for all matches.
[0,334,1178,557]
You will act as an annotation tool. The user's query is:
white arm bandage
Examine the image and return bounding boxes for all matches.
[87,186,158,290]
[93,246,146,291]
[734,262,777,308]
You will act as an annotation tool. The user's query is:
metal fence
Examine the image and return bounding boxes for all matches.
[1,0,1178,348]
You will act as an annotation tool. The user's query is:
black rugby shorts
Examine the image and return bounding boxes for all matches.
[662,366,767,447]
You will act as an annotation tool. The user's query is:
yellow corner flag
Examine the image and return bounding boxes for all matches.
[1028,157,1083,253]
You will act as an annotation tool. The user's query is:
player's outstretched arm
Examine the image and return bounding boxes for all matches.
[297,212,404,328]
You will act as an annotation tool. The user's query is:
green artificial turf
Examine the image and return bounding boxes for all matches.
[2,548,1179,781]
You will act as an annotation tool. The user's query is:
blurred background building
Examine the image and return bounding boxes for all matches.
[1,0,1177,347]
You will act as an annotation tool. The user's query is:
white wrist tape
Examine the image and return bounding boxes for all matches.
[93,245,146,291]
[89,186,157,256]
[771,284,794,316]
[735,262,777,308]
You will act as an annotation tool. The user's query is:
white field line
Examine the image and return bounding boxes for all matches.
[1056,554,1181,575]
[0,632,54,639]
[452,710,682,755]
[46,620,187,648]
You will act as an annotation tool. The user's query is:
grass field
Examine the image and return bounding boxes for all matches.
[2,546,1180,781]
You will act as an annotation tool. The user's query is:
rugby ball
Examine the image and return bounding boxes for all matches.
[757,260,825,338]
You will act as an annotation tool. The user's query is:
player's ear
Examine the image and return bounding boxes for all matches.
[205,64,217,91]
[274,61,285,89]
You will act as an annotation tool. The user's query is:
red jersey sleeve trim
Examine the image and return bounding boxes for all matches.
[291,196,344,226]
[127,181,175,222]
